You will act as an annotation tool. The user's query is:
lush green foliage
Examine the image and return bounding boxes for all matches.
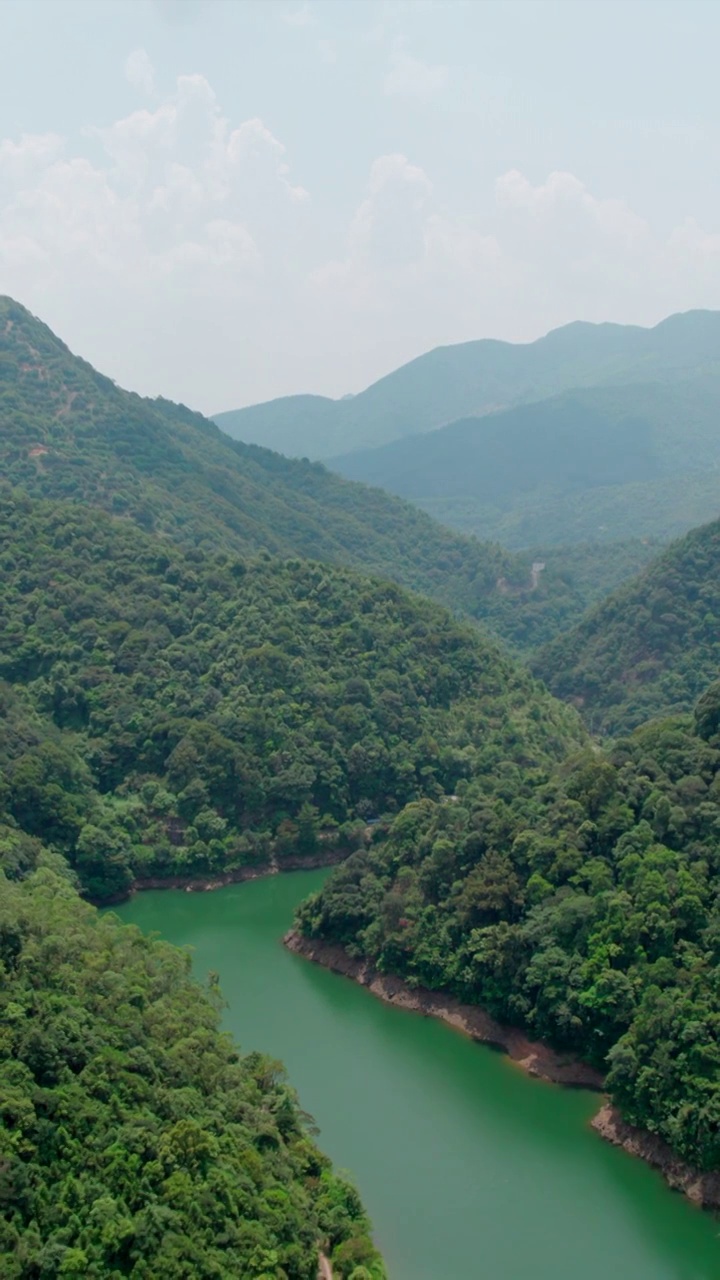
[216,309,720,459]
[0,491,583,901]
[536,517,720,734]
[5,288,720,1245]
[297,704,720,1172]
[472,538,663,650]
[330,376,720,549]
[0,855,384,1278]
[0,294,622,652]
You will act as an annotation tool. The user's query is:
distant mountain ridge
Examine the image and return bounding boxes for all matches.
[214,310,720,460]
[327,373,720,547]
[0,295,605,651]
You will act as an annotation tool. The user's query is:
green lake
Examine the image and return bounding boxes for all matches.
[113,870,720,1279]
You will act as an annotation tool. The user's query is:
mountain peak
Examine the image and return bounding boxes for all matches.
[215,309,720,459]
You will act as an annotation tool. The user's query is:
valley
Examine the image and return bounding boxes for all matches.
[3,299,720,1279]
[4,7,720,1275]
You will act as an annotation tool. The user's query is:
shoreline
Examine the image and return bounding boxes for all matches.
[98,849,347,907]
[283,930,603,1088]
[284,929,720,1210]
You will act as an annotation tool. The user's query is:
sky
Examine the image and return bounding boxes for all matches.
[1,0,719,413]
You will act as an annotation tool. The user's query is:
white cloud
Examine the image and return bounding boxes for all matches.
[349,153,433,268]
[309,158,720,389]
[0,73,308,295]
[2,58,720,413]
[384,51,448,98]
[0,71,315,406]
[124,48,157,98]
[313,153,505,330]
[496,169,648,244]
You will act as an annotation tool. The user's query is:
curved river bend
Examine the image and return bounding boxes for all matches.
[114,871,720,1279]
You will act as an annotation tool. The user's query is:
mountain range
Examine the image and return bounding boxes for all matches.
[0,295,641,652]
[5,293,720,730]
[214,309,720,462]
[328,373,720,547]
[214,310,720,552]
[6,293,720,1254]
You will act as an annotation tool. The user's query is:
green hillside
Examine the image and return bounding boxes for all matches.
[0,294,633,651]
[215,310,720,461]
[534,517,720,734]
[295,695,720,1176]
[329,376,720,549]
[0,482,584,1273]
[4,295,720,1262]
[0,492,584,903]
[0,847,384,1279]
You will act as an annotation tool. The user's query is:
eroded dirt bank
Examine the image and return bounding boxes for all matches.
[283,930,602,1088]
[592,1105,720,1208]
[284,930,720,1210]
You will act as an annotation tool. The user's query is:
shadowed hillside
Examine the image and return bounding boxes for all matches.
[328,376,720,548]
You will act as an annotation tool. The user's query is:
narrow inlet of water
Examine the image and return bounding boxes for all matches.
[113,871,720,1279]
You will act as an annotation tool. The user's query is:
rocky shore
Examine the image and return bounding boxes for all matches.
[285,930,720,1209]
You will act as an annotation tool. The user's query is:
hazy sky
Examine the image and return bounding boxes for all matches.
[1,0,719,412]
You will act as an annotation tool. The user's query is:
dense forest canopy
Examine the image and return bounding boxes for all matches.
[0,847,385,1278]
[215,309,720,460]
[0,490,584,902]
[535,516,720,734]
[296,698,720,1174]
[0,295,671,653]
[4,288,720,1270]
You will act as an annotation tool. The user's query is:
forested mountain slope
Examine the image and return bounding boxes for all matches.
[328,376,720,548]
[0,294,630,651]
[215,309,720,460]
[0,492,584,903]
[534,517,720,734]
[0,846,384,1278]
[296,695,720,1177]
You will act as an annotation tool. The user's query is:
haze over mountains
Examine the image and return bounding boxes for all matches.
[215,310,720,551]
[5,293,720,730]
[215,310,720,457]
[330,374,720,547]
[0,295,607,651]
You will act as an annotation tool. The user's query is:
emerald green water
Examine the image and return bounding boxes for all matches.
[113,872,720,1279]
